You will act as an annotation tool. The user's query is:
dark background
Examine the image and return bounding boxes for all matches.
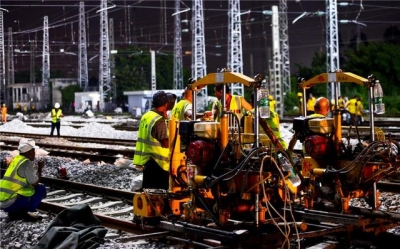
[2,0,399,80]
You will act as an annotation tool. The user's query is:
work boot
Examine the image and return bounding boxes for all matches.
[22,212,42,222]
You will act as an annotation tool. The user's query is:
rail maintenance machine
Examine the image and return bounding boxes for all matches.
[132,70,400,248]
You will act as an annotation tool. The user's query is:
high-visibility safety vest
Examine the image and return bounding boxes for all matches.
[269,99,276,112]
[171,99,191,120]
[308,113,325,118]
[133,111,170,171]
[247,109,287,149]
[0,155,35,201]
[306,97,316,112]
[338,98,345,108]
[356,100,364,116]
[213,95,244,122]
[51,108,63,123]
[347,98,358,114]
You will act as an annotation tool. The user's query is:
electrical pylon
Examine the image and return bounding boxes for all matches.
[227,0,244,96]
[109,18,116,101]
[30,33,36,105]
[42,16,50,107]
[271,6,283,117]
[7,27,14,106]
[326,0,340,102]
[79,1,89,91]
[99,0,111,111]
[173,0,183,90]
[279,0,291,94]
[0,11,5,104]
[191,0,207,112]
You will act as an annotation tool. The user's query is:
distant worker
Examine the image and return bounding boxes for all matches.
[133,91,170,190]
[50,102,64,137]
[212,84,252,122]
[345,95,358,125]
[288,97,330,152]
[355,97,365,125]
[1,102,7,123]
[306,93,316,115]
[0,138,46,221]
[172,87,193,120]
[268,95,276,112]
[297,92,303,115]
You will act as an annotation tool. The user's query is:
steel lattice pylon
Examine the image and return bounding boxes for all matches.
[109,18,116,101]
[0,12,5,104]
[79,1,89,92]
[279,0,291,94]
[227,0,244,96]
[271,6,283,117]
[7,27,14,106]
[42,16,50,107]
[99,0,111,111]
[191,0,207,112]
[173,0,183,90]
[326,0,340,102]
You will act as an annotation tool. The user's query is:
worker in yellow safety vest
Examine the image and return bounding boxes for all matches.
[246,92,287,150]
[171,87,193,120]
[50,102,64,137]
[306,93,316,115]
[345,95,358,125]
[133,91,170,190]
[0,138,46,221]
[212,84,252,122]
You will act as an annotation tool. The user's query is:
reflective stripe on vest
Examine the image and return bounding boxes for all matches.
[133,111,170,171]
[0,155,34,201]
[171,99,191,120]
[51,109,62,123]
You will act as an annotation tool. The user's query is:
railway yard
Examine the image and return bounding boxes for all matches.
[1,113,400,248]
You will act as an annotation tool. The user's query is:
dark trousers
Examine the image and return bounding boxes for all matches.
[3,184,47,216]
[142,158,169,190]
[50,121,61,137]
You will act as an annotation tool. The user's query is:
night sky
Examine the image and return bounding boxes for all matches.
[1,0,399,80]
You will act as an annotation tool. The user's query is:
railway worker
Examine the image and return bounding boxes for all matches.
[133,91,170,190]
[306,93,316,115]
[50,102,64,137]
[268,95,276,112]
[288,97,330,153]
[297,92,303,115]
[212,83,252,122]
[171,87,193,120]
[246,92,287,150]
[166,93,177,119]
[1,102,7,123]
[355,97,365,125]
[345,95,358,125]
[0,138,47,221]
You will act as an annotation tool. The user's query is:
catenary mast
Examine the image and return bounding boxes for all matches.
[326,0,340,102]
[79,1,89,92]
[280,0,291,94]
[99,0,111,111]
[173,0,183,90]
[7,27,13,106]
[42,16,50,107]
[191,0,207,112]
[227,0,244,96]
[0,11,4,104]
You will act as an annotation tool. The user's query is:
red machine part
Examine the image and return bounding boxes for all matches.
[304,135,330,158]
[187,140,214,168]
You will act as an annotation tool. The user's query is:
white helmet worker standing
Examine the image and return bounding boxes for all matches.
[50,103,64,137]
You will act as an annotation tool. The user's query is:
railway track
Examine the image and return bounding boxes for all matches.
[0,134,135,163]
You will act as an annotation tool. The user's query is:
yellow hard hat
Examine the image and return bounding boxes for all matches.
[268,95,273,100]
[297,92,303,97]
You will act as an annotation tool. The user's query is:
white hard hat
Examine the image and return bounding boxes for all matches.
[54,103,60,108]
